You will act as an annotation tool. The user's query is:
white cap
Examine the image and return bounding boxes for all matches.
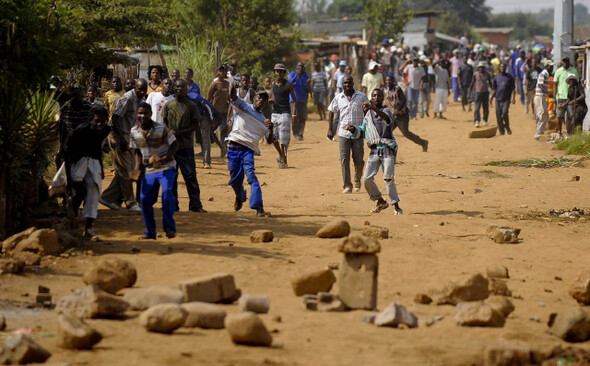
[418,50,424,56]
[368,60,380,70]
[566,73,578,81]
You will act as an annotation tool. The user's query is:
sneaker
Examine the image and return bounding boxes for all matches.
[342,187,352,194]
[166,230,176,238]
[474,121,480,128]
[256,208,266,217]
[394,207,404,215]
[234,197,243,212]
[353,184,361,192]
[203,163,211,169]
[483,120,489,126]
[371,202,389,213]
[128,203,142,213]
[99,198,120,211]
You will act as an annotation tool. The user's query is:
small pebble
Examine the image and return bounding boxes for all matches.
[554,276,562,281]
[272,315,282,323]
[538,302,545,307]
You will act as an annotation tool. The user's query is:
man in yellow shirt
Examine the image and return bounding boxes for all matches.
[103,76,125,117]
[490,53,500,76]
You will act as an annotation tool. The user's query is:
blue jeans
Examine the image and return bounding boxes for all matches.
[140,169,176,236]
[228,147,263,210]
[495,100,511,134]
[407,87,420,119]
[516,78,525,105]
[452,77,459,101]
[363,153,399,204]
[173,148,202,211]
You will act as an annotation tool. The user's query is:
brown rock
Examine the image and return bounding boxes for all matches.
[238,295,270,314]
[123,286,184,310]
[290,267,336,296]
[178,273,239,303]
[316,220,350,238]
[486,296,515,317]
[484,345,534,366]
[56,314,102,349]
[361,226,389,239]
[12,251,42,266]
[56,284,129,318]
[181,302,227,329]
[437,274,489,305]
[317,297,346,312]
[374,302,418,328]
[249,230,274,243]
[0,259,25,275]
[455,301,505,327]
[486,264,510,279]
[1,227,36,253]
[487,225,521,244]
[339,254,378,310]
[1,335,51,364]
[17,229,60,255]
[414,293,433,304]
[569,270,590,305]
[83,258,137,294]
[338,234,381,254]
[139,303,187,333]
[489,278,512,297]
[549,307,590,342]
[225,312,272,346]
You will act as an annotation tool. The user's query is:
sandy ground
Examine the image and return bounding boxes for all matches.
[2,96,590,365]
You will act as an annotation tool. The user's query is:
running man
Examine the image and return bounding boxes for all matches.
[271,63,296,168]
[227,82,274,218]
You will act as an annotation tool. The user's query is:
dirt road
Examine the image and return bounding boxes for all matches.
[2,98,589,365]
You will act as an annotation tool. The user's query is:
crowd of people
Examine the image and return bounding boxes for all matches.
[55,39,587,241]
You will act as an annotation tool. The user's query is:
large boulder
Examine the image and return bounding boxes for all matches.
[56,314,102,349]
[549,307,590,342]
[455,301,505,327]
[316,220,350,238]
[56,284,129,318]
[290,267,336,296]
[83,258,137,294]
[0,335,51,364]
[225,312,272,347]
[178,273,240,303]
[1,227,36,253]
[569,270,590,305]
[437,274,489,305]
[123,286,184,310]
[139,303,187,333]
[14,229,60,256]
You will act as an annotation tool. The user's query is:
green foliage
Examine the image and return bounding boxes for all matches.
[484,157,580,168]
[326,0,364,18]
[171,0,296,73]
[166,37,232,96]
[487,12,552,41]
[364,0,412,43]
[556,131,590,156]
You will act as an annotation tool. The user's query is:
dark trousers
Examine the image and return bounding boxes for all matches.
[474,92,490,123]
[461,85,472,107]
[396,115,427,148]
[495,100,511,134]
[173,148,202,211]
[339,137,364,189]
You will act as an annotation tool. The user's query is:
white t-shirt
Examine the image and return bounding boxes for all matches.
[145,92,175,124]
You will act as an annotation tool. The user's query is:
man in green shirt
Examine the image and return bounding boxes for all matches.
[162,79,206,213]
[553,56,579,134]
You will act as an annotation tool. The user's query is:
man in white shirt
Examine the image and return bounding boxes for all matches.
[145,78,174,124]
[362,60,384,100]
[227,83,274,217]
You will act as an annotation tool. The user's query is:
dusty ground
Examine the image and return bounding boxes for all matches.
[2,97,590,365]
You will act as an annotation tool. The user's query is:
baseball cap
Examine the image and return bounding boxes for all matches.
[339,60,347,66]
[477,61,486,68]
[257,90,269,99]
[273,63,286,71]
[543,59,555,67]
[566,73,577,81]
[368,60,380,70]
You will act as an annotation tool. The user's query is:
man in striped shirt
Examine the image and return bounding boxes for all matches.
[129,102,178,239]
[533,60,555,140]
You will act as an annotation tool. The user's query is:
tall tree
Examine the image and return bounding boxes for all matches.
[364,0,413,43]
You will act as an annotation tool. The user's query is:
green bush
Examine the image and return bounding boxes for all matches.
[556,130,590,156]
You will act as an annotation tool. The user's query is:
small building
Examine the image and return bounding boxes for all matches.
[474,28,513,49]
[570,43,590,132]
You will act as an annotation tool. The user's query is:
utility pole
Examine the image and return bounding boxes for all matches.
[553,0,574,62]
